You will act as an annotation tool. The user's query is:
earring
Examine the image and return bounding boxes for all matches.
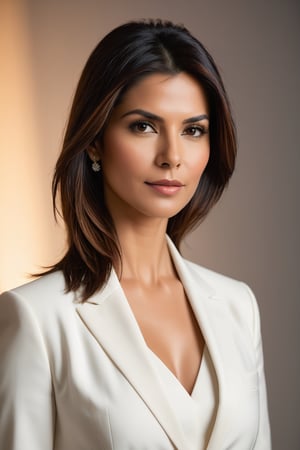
[92,160,101,172]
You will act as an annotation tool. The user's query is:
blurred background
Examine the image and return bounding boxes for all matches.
[0,0,299,447]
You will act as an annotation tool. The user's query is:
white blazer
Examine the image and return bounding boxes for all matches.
[0,238,271,449]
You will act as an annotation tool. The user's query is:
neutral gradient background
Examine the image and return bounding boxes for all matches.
[0,0,299,448]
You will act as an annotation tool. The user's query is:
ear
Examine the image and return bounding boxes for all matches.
[87,139,102,162]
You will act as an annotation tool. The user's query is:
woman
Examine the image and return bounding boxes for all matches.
[0,20,271,449]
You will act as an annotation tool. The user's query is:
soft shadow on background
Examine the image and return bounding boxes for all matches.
[0,0,299,448]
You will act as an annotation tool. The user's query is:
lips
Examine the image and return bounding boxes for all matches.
[145,179,184,187]
[145,179,184,196]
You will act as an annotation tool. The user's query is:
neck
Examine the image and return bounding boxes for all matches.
[113,218,175,284]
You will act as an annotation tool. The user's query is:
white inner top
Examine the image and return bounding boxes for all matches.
[148,345,218,450]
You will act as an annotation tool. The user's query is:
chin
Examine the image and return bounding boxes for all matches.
[141,205,186,220]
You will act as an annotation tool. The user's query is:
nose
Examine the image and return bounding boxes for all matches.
[155,132,182,169]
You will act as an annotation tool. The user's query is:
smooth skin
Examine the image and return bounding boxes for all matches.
[89,72,210,394]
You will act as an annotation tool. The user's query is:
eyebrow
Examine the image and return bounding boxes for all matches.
[121,109,209,123]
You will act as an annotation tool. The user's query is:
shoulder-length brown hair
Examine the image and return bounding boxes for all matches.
[50,19,237,301]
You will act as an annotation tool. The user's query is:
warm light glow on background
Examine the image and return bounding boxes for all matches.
[0,0,65,292]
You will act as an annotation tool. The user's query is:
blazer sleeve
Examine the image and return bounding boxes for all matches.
[244,283,272,449]
[0,290,55,450]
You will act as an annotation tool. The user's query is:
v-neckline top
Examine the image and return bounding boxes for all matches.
[148,345,218,450]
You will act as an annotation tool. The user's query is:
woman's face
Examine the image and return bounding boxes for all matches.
[95,72,210,223]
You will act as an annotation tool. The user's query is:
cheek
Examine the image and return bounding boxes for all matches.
[189,149,210,181]
[102,134,151,173]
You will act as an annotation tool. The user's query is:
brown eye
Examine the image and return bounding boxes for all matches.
[130,121,155,133]
[183,126,204,137]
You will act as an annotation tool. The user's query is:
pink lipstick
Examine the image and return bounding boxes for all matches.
[145,179,184,195]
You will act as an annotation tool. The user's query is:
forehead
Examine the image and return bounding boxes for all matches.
[114,72,209,117]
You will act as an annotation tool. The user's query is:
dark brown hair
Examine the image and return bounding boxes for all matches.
[50,19,237,301]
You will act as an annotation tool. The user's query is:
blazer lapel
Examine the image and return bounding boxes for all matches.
[76,269,189,450]
[166,237,228,449]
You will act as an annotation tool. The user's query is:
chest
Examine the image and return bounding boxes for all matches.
[121,278,205,394]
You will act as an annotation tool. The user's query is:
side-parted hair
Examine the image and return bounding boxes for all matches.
[50,19,237,301]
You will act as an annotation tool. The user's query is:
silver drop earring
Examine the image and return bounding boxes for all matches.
[92,160,101,172]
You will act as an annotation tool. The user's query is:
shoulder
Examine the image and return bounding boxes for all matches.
[184,257,252,295]
[0,272,83,363]
[168,236,258,326]
[0,271,75,321]
[182,258,260,338]
[11,271,65,296]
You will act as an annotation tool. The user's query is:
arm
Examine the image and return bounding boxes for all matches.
[0,290,55,450]
[243,283,272,449]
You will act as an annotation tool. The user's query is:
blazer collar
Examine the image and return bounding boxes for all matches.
[166,237,228,449]
[76,236,226,450]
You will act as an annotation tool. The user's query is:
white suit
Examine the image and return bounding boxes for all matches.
[0,238,271,449]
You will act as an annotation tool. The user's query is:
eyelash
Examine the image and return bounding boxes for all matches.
[182,126,208,137]
[129,120,156,133]
[129,120,208,137]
